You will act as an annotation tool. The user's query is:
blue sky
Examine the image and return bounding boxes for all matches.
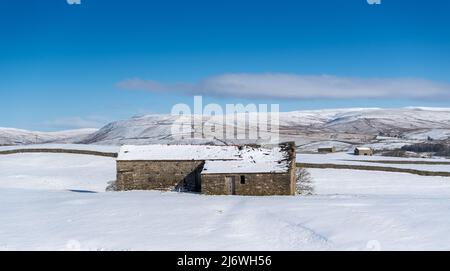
[1,0,450,131]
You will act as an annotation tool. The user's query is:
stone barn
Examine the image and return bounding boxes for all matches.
[318,146,336,153]
[116,142,296,196]
[354,147,374,156]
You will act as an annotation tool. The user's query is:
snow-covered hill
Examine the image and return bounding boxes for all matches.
[79,107,450,147]
[0,128,98,146]
[279,107,450,136]
[2,108,449,148]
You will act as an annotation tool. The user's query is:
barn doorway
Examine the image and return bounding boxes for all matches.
[225,176,236,195]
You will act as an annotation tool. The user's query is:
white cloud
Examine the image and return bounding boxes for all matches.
[67,0,81,5]
[117,73,450,100]
[367,0,381,5]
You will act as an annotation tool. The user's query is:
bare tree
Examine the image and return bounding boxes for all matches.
[296,168,315,196]
[106,180,117,192]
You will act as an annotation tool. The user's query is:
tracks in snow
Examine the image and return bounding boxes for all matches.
[198,197,332,250]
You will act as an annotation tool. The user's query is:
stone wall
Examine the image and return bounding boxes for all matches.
[202,141,297,196]
[201,172,295,196]
[116,142,297,195]
[318,147,336,153]
[117,159,297,195]
[0,148,117,158]
[116,160,204,191]
[354,149,374,156]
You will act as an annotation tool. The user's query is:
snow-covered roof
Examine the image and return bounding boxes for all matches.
[202,146,290,174]
[117,144,292,174]
[356,147,372,151]
[117,145,240,161]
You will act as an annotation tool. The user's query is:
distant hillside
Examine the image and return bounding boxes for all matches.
[78,108,450,149]
[3,108,449,149]
[0,128,98,146]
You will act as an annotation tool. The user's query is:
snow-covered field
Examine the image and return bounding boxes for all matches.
[312,168,450,196]
[1,152,450,250]
[0,153,115,192]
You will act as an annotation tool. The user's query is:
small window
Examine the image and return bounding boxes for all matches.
[240,175,246,184]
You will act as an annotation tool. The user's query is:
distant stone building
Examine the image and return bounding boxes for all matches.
[318,147,336,153]
[354,147,374,156]
[116,142,296,196]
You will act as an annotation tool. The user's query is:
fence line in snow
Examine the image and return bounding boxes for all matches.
[297,163,450,177]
